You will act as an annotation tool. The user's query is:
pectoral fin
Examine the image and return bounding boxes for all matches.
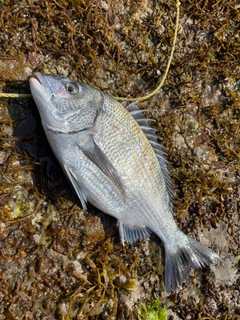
[79,135,126,201]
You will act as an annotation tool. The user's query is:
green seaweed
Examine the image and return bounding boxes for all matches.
[138,300,167,320]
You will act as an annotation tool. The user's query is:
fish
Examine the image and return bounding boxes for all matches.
[29,72,220,293]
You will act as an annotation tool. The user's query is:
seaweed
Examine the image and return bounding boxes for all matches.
[138,299,167,320]
[0,0,239,319]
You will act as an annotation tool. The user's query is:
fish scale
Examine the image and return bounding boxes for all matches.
[29,72,220,293]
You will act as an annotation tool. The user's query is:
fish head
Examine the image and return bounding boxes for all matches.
[29,72,103,133]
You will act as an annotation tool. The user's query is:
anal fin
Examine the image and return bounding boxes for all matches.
[118,220,150,245]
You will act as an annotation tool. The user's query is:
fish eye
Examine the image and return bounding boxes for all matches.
[65,82,78,95]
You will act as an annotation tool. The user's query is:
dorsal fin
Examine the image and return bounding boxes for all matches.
[145,133,158,143]
[139,125,158,135]
[126,102,140,112]
[125,102,173,201]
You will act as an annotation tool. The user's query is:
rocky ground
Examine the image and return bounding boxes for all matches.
[0,0,239,319]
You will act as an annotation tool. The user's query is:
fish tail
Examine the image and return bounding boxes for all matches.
[164,235,220,293]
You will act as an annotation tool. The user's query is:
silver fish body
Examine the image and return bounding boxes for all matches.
[29,72,220,292]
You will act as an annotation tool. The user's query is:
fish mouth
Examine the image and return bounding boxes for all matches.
[30,72,47,88]
[29,72,52,97]
[32,72,43,85]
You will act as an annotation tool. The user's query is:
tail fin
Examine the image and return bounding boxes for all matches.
[164,236,220,293]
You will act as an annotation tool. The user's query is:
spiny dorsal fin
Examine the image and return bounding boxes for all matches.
[125,102,173,200]
[126,102,140,112]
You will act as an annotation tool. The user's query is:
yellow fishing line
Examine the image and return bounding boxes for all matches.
[0,93,32,98]
[0,0,180,101]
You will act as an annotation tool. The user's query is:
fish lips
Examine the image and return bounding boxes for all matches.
[29,72,62,130]
[29,72,52,102]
